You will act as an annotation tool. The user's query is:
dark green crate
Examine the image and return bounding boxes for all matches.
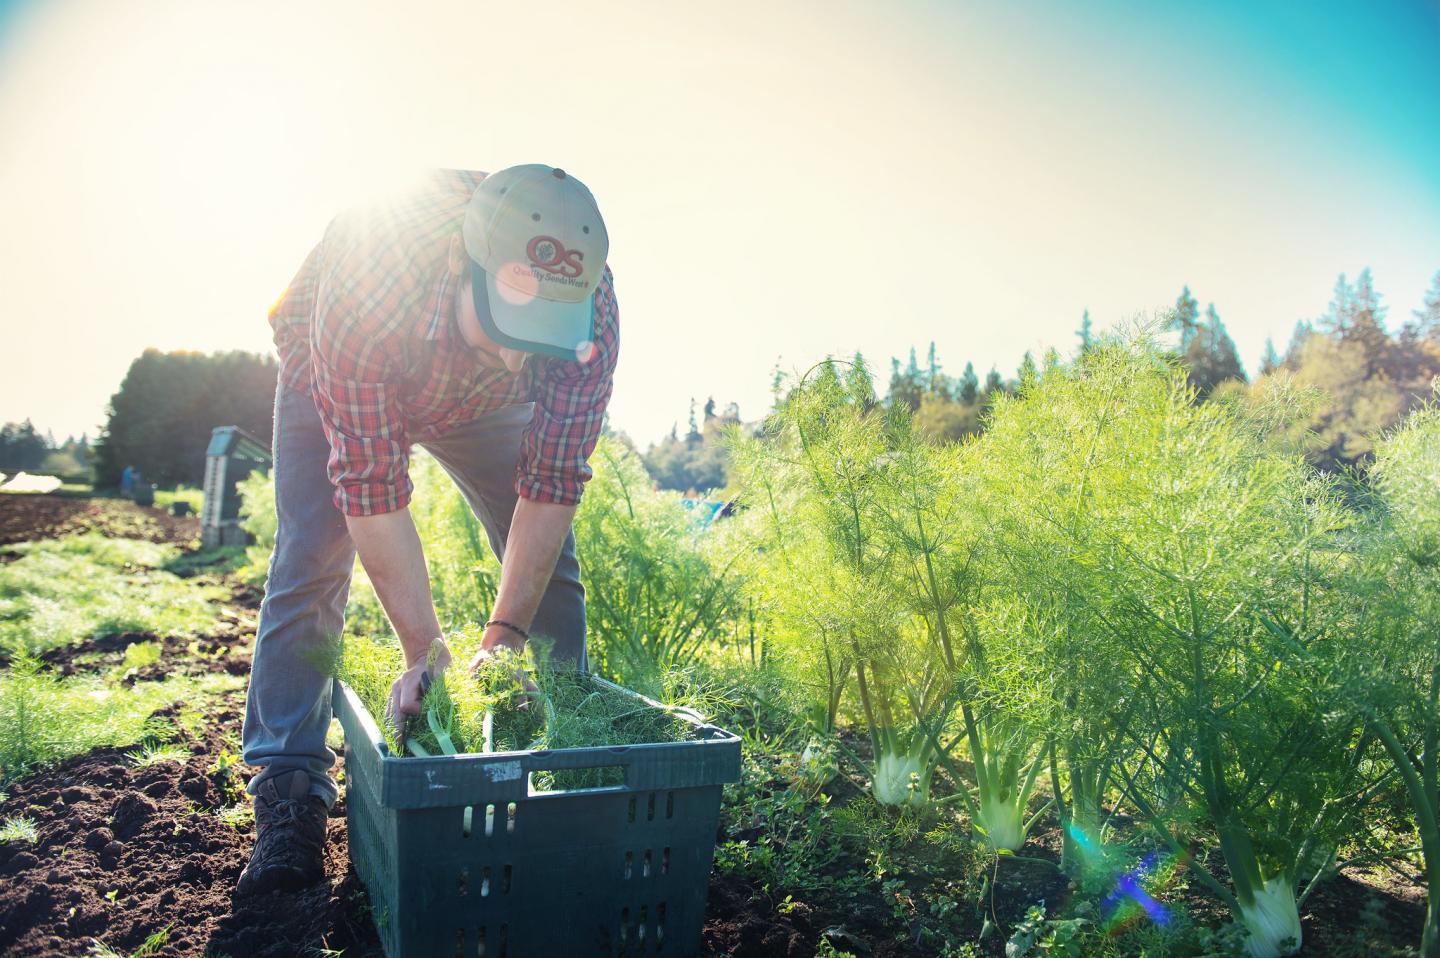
[332,676,741,958]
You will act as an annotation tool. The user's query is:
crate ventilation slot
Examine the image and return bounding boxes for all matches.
[617,903,667,954]
[453,924,507,957]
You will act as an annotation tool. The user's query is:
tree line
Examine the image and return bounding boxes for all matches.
[640,267,1440,491]
[0,422,91,480]
[93,349,278,488]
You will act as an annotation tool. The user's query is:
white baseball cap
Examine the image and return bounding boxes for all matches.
[462,164,610,361]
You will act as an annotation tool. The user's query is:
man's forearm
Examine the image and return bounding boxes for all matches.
[486,497,578,649]
[345,509,444,668]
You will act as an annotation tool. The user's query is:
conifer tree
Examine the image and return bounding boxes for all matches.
[1260,338,1281,376]
[1405,270,1440,346]
[1184,305,1246,398]
[1077,309,1095,352]
[1018,351,1039,389]
[1170,286,1201,350]
[1284,320,1313,366]
[958,362,979,405]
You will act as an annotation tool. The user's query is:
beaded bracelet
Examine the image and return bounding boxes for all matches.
[484,619,530,642]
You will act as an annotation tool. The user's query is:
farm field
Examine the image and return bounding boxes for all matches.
[1,344,1437,958]
[0,498,1426,958]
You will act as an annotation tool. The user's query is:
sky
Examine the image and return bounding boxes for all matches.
[1,0,1437,446]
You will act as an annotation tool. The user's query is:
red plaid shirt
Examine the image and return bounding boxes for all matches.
[270,169,619,517]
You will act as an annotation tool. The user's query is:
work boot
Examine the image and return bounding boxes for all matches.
[236,769,328,896]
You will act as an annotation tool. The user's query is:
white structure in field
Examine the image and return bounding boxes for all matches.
[201,426,270,549]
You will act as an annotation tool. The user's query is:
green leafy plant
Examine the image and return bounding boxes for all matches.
[733,360,1047,842]
[731,361,956,808]
[1333,402,1440,957]
[0,815,39,842]
[968,343,1376,956]
[331,627,692,785]
[127,741,188,767]
[573,436,748,687]
[0,643,241,784]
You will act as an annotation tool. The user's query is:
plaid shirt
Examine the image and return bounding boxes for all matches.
[270,169,619,517]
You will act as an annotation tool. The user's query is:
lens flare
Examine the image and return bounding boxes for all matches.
[1098,849,1191,936]
[495,262,538,305]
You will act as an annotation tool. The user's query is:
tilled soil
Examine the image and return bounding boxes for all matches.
[0,493,199,547]
[0,696,382,958]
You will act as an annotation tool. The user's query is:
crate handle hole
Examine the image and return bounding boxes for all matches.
[657,902,667,948]
[620,907,630,943]
[527,767,627,796]
[498,923,508,958]
[485,803,496,838]
[502,863,512,894]
[646,793,656,821]
[624,850,633,879]
[662,847,670,875]
[507,801,517,833]
[481,865,491,897]
[477,926,486,957]
[462,805,473,838]
[627,795,637,823]
[455,928,465,957]
[643,849,652,878]
[458,866,469,897]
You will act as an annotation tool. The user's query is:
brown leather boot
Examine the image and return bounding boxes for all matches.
[236,769,328,896]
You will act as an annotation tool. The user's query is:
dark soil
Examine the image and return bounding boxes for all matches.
[0,695,382,958]
[0,493,199,547]
[33,583,257,682]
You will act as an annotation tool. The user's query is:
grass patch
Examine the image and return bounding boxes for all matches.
[0,533,225,654]
[0,647,243,784]
[161,545,246,578]
[88,923,172,958]
[215,802,254,828]
[128,742,190,767]
[0,815,39,842]
[152,486,203,514]
[119,641,162,672]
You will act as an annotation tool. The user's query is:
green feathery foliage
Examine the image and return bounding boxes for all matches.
[0,644,242,784]
[0,534,225,654]
[331,627,692,789]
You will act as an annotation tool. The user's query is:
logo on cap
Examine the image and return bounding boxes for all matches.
[526,235,584,280]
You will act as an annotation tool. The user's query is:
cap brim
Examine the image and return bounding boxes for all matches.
[471,260,595,362]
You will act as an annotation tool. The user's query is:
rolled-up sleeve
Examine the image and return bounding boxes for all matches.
[516,268,620,505]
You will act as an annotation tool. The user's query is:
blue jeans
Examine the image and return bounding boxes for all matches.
[241,386,587,806]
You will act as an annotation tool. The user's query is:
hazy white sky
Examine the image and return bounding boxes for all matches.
[1,0,1437,445]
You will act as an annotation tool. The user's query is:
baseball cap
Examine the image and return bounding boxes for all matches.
[462,164,610,362]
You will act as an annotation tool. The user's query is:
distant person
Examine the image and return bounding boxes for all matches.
[238,167,618,896]
[120,465,135,498]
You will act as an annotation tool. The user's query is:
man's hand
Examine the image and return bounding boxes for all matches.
[466,622,527,671]
[385,637,452,741]
[467,627,539,706]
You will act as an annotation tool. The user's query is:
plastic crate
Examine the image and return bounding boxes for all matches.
[332,675,742,958]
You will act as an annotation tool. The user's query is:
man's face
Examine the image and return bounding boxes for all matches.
[456,273,530,374]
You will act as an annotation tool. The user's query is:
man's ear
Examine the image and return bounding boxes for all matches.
[447,235,466,277]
